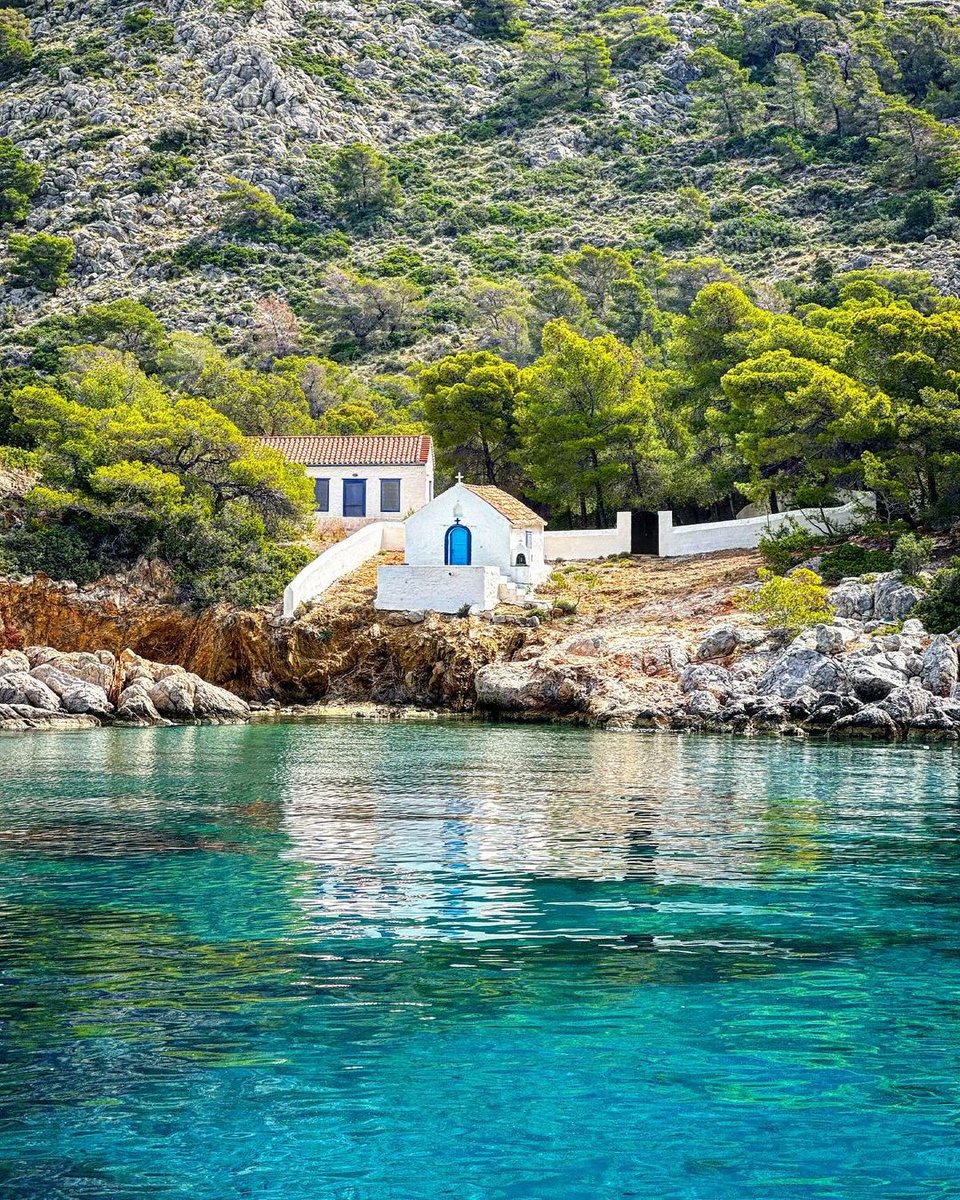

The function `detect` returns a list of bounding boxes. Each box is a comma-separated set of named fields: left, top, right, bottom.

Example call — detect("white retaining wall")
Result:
left=658, top=496, right=875, bottom=558
left=544, top=513, right=632, bottom=561
left=283, top=522, right=405, bottom=618
left=375, top=565, right=502, bottom=614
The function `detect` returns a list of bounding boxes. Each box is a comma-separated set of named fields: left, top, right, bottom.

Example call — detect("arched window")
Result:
left=515, top=552, right=527, bottom=566
left=445, top=524, right=472, bottom=566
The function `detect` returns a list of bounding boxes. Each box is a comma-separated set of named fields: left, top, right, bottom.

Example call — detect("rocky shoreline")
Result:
left=0, top=646, right=250, bottom=732
left=475, top=574, right=960, bottom=742
left=4, top=572, right=960, bottom=745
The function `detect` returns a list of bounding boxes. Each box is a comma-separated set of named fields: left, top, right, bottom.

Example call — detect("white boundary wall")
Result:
left=283, top=522, right=405, bottom=618
left=544, top=513, right=631, bottom=561
left=658, top=496, right=875, bottom=558
left=375, top=565, right=502, bottom=614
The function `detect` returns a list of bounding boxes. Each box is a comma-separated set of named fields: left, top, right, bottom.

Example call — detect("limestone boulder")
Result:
left=193, top=678, right=251, bottom=721
left=30, top=664, right=114, bottom=715
left=848, top=658, right=906, bottom=702
left=755, top=648, right=845, bottom=699
left=476, top=660, right=586, bottom=714
left=685, top=689, right=722, bottom=719
left=695, top=626, right=740, bottom=661
left=680, top=663, right=736, bottom=700
left=873, top=576, right=924, bottom=622
left=0, top=651, right=30, bottom=674
left=830, top=705, right=900, bottom=739
left=829, top=581, right=874, bottom=621
left=877, top=684, right=931, bottom=723
left=920, top=635, right=958, bottom=697
left=148, top=674, right=198, bottom=719
left=115, top=682, right=165, bottom=725
left=0, top=671, right=62, bottom=712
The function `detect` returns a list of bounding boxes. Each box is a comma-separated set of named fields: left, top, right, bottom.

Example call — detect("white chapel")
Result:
left=375, top=477, right=550, bottom=614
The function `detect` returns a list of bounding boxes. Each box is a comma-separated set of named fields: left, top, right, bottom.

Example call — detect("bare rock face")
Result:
left=30, top=663, right=114, bottom=715
left=0, top=671, right=62, bottom=711
left=0, top=641, right=251, bottom=732
left=873, top=576, right=925, bottom=622
left=756, top=648, right=845, bottom=700
left=920, top=636, right=959, bottom=698
left=830, top=581, right=875, bottom=621
left=695, top=626, right=740, bottom=661
left=848, top=657, right=906, bottom=702
left=830, top=705, right=900, bottom=739
left=115, top=682, right=166, bottom=726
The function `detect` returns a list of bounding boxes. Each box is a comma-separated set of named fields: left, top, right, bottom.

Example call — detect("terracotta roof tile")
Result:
left=258, top=434, right=433, bottom=466
left=465, top=485, right=544, bottom=526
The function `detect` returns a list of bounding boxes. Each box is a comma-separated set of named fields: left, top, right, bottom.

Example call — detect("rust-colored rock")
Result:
left=0, top=575, right=525, bottom=707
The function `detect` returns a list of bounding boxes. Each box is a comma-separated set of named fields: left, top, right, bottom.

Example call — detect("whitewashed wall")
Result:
left=375, top=565, right=502, bottom=614
left=658, top=496, right=876, bottom=557
left=544, top=513, right=632, bottom=561
left=406, top=485, right=512, bottom=568
left=283, top=522, right=405, bottom=618
left=304, top=455, right=434, bottom=522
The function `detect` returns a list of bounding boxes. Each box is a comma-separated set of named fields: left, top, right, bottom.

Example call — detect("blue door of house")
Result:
left=343, top=479, right=366, bottom=518
left=445, top=524, right=472, bottom=566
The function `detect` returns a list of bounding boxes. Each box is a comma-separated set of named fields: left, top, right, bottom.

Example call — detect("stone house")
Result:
left=260, top=434, right=435, bottom=526
left=375, top=478, right=549, bottom=614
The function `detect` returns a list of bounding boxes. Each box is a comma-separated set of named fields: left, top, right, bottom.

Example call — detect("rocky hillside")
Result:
left=4, top=0, right=960, bottom=350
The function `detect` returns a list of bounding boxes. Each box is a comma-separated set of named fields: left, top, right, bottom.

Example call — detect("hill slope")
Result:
left=3, top=0, right=960, bottom=354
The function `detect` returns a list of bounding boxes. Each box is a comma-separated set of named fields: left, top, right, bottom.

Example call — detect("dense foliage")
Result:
left=0, top=304, right=314, bottom=604
left=4, top=0, right=960, bottom=602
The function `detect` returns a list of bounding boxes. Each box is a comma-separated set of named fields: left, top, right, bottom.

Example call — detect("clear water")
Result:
left=2, top=721, right=960, bottom=1199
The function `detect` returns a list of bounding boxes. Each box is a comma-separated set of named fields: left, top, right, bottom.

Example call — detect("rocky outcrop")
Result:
left=0, top=573, right=525, bottom=709
left=0, top=645, right=250, bottom=732
left=476, top=603, right=960, bottom=743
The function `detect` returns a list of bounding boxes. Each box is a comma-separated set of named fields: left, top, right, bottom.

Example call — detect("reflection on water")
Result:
left=1, top=722, right=959, bottom=1199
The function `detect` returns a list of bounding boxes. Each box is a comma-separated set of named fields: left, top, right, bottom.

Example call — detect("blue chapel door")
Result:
left=445, top=524, right=472, bottom=565
left=343, top=479, right=366, bottom=518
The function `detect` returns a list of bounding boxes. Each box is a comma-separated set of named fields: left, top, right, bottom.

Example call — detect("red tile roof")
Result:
left=258, top=434, right=433, bottom=466
left=465, top=485, right=545, bottom=526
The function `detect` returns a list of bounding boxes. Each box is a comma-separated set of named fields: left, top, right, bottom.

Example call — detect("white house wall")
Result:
left=304, top=456, right=434, bottom=522
left=375, top=565, right=502, bottom=614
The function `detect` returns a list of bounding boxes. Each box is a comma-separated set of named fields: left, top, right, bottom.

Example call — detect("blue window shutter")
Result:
left=380, top=479, right=401, bottom=512
left=314, top=478, right=330, bottom=512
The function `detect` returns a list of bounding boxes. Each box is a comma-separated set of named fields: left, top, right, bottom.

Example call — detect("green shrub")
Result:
left=0, top=136, right=42, bottom=224
left=0, top=445, right=39, bottom=471
left=758, top=521, right=815, bottom=574
left=713, top=211, right=800, bottom=252
left=122, top=7, right=175, bottom=44
left=0, top=7, right=32, bottom=80
left=6, top=232, right=74, bottom=292
left=818, top=543, right=894, bottom=583
left=892, top=533, right=934, bottom=578
left=216, top=177, right=294, bottom=237
left=553, top=595, right=578, bottom=615
left=134, top=151, right=193, bottom=196
left=465, top=0, right=526, bottom=42
left=914, top=559, right=960, bottom=634
left=739, top=568, right=834, bottom=636
left=2, top=520, right=103, bottom=584
left=899, top=191, right=947, bottom=240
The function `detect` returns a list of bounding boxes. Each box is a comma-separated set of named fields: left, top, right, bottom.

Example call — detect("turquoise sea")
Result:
left=1, top=720, right=959, bottom=1199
